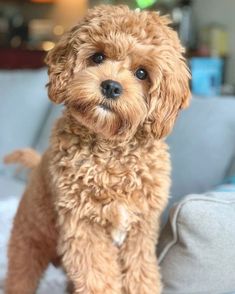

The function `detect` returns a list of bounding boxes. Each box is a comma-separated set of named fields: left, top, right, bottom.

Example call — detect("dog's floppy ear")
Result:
left=149, top=58, right=190, bottom=139
left=45, top=29, right=76, bottom=104
left=146, top=15, right=191, bottom=139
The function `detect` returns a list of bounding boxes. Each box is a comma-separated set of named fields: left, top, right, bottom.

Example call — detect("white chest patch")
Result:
left=111, top=205, right=130, bottom=247
left=111, top=229, right=127, bottom=247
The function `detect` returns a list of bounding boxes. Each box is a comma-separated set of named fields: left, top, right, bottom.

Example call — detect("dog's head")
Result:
left=46, top=5, right=190, bottom=140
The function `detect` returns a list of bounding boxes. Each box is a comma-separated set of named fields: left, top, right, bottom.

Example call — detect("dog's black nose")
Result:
left=101, top=80, right=123, bottom=99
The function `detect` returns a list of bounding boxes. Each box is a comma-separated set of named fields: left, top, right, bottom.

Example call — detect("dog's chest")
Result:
left=52, top=139, right=167, bottom=232
left=53, top=142, right=160, bottom=212
left=68, top=151, right=147, bottom=197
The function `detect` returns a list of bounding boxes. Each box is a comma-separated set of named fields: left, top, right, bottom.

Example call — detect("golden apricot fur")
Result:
left=5, top=5, right=190, bottom=294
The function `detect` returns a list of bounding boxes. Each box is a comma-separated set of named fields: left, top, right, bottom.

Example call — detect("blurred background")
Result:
left=0, top=0, right=234, bottom=96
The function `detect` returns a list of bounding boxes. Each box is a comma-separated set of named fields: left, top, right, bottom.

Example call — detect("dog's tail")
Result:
left=4, top=148, right=41, bottom=169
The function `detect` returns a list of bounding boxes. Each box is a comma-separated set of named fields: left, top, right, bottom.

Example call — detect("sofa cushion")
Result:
left=227, top=155, right=235, bottom=179
left=158, top=192, right=235, bottom=294
left=167, top=97, right=235, bottom=204
left=0, top=175, right=25, bottom=199
left=35, top=105, right=64, bottom=153
left=0, top=69, right=49, bottom=177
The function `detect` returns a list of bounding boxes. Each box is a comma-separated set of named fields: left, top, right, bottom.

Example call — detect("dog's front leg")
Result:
left=119, top=220, right=162, bottom=294
left=58, top=218, right=122, bottom=294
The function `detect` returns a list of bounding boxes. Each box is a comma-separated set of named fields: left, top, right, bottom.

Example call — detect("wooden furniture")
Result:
left=0, top=48, right=46, bottom=69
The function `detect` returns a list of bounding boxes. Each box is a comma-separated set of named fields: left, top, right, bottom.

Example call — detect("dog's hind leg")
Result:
left=5, top=190, right=57, bottom=294
left=58, top=219, right=122, bottom=294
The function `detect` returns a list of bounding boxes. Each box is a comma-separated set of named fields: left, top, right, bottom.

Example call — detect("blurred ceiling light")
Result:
left=53, top=25, right=64, bottom=36
left=53, top=0, right=88, bottom=30
left=42, top=41, right=55, bottom=51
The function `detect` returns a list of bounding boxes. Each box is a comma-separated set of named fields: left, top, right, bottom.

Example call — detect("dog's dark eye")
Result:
left=92, top=52, right=106, bottom=64
left=135, top=68, right=148, bottom=80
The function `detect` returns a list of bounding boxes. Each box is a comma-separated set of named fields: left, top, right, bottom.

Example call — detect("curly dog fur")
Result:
left=5, top=5, right=190, bottom=294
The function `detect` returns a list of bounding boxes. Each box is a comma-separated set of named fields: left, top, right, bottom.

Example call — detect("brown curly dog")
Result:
left=5, top=5, right=190, bottom=294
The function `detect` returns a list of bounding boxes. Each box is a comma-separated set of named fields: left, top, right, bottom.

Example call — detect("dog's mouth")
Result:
left=72, top=101, right=113, bottom=114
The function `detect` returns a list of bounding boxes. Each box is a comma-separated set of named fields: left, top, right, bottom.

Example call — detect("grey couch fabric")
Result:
left=0, top=175, right=25, bottom=199
left=158, top=193, right=235, bottom=294
left=167, top=97, right=235, bottom=201
left=0, top=69, right=50, bottom=180
left=227, top=155, right=235, bottom=178
left=35, top=105, right=64, bottom=153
